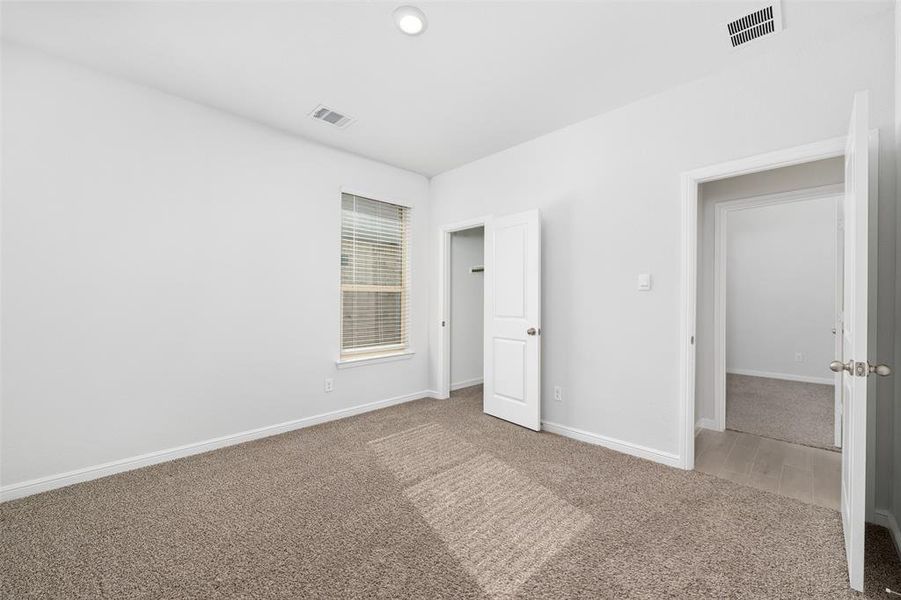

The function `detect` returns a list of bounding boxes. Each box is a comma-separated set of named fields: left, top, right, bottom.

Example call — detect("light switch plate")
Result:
left=638, top=273, right=652, bottom=291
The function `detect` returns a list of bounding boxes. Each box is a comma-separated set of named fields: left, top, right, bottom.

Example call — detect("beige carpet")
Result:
left=2, top=385, right=899, bottom=599
left=727, top=374, right=836, bottom=450
left=370, top=423, right=591, bottom=598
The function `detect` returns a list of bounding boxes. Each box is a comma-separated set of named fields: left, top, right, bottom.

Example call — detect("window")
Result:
left=340, top=193, right=410, bottom=359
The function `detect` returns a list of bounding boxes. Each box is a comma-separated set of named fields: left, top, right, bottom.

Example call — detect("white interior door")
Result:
left=837, top=90, right=869, bottom=592
left=833, top=194, right=843, bottom=449
left=483, top=209, right=541, bottom=430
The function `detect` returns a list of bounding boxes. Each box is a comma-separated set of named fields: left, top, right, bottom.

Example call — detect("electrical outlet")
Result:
left=324, top=378, right=334, bottom=393
left=554, top=386, right=563, bottom=403
left=794, top=352, right=805, bottom=363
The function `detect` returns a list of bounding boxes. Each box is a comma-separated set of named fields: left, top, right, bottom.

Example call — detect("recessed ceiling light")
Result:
left=393, top=6, right=427, bottom=36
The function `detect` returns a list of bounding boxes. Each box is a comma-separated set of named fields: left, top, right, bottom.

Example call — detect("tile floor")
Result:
left=695, top=428, right=841, bottom=510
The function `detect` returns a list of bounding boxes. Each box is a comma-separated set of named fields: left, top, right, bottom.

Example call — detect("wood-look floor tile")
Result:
left=780, top=465, right=814, bottom=503
left=722, top=440, right=757, bottom=475
left=811, top=448, right=841, bottom=476
left=812, top=467, right=841, bottom=511
left=695, top=429, right=734, bottom=456
left=696, top=446, right=730, bottom=475
left=751, top=442, right=787, bottom=478
left=731, top=431, right=762, bottom=453
left=695, top=429, right=841, bottom=510
left=781, top=442, right=812, bottom=470
left=698, top=429, right=842, bottom=511
left=747, top=472, right=780, bottom=494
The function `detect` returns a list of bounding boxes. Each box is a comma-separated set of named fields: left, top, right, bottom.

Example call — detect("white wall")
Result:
left=725, top=197, right=836, bottom=383
left=450, top=227, right=484, bottom=389
left=0, top=43, right=431, bottom=488
left=428, top=11, right=896, bottom=510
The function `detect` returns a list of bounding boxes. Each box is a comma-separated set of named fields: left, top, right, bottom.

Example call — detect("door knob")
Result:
left=830, top=360, right=892, bottom=376
left=830, top=360, right=852, bottom=373
left=869, top=363, right=892, bottom=376
left=526, top=327, right=537, bottom=336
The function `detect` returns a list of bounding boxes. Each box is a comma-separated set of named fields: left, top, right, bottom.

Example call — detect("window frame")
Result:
left=337, top=190, right=413, bottom=364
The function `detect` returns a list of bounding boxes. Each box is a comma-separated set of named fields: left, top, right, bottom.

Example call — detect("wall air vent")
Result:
left=726, top=3, right=783, bottom=49
left=310, top=105, right=353, bottom=129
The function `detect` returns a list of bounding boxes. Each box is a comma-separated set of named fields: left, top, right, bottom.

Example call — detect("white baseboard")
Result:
left=727, top=368, right=833, bottom=386
left=0, top=390, right=431, bottom=503
left=695, top=418, right=719, bottom=434
left=541, top=421, right=682, bottom=469
left=451, top=377, right=483, bottom=391
left=873, top=508, right=901, bottom=561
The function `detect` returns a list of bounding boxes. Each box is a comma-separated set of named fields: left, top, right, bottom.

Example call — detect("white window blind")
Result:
left=340, top=193, right=410, bottom=358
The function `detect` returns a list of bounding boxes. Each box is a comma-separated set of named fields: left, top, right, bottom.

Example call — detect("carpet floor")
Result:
left=2, top=385, right=899, bottom=599
left=727, top=374, right=836, bottom=450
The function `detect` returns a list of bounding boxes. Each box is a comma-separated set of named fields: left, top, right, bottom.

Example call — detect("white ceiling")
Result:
left=1, top=1, right=890, bottom=176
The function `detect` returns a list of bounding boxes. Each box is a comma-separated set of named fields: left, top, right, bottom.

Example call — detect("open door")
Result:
left=483, top=209, right=541, bottom=430
left=833, top=193, right=843, bottom=449
left=834, top=89, right=871, bottom=592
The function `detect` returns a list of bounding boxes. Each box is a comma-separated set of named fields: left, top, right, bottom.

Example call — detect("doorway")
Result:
left=712, top=185, right=843, bottom=454
left=680, top=91, right=882, bottom=592
left=449, top=226, right=485, bottom=397
left=694, top=164, right=844, bottom=511
left=437, top=210, right=543, bottom=430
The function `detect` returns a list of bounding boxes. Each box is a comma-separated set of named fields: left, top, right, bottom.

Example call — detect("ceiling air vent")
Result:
left=726, top=3, right=783, bottom=49
left=310, top=104, right=353, bottom=129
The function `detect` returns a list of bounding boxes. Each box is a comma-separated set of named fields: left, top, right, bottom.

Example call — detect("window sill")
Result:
left=335, top=350, right=415, bottom=369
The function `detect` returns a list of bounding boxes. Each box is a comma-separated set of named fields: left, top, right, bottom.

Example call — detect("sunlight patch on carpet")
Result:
left=369, top=425, right=590, bottom=598
left=367, top=422, right=480, bottom=483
